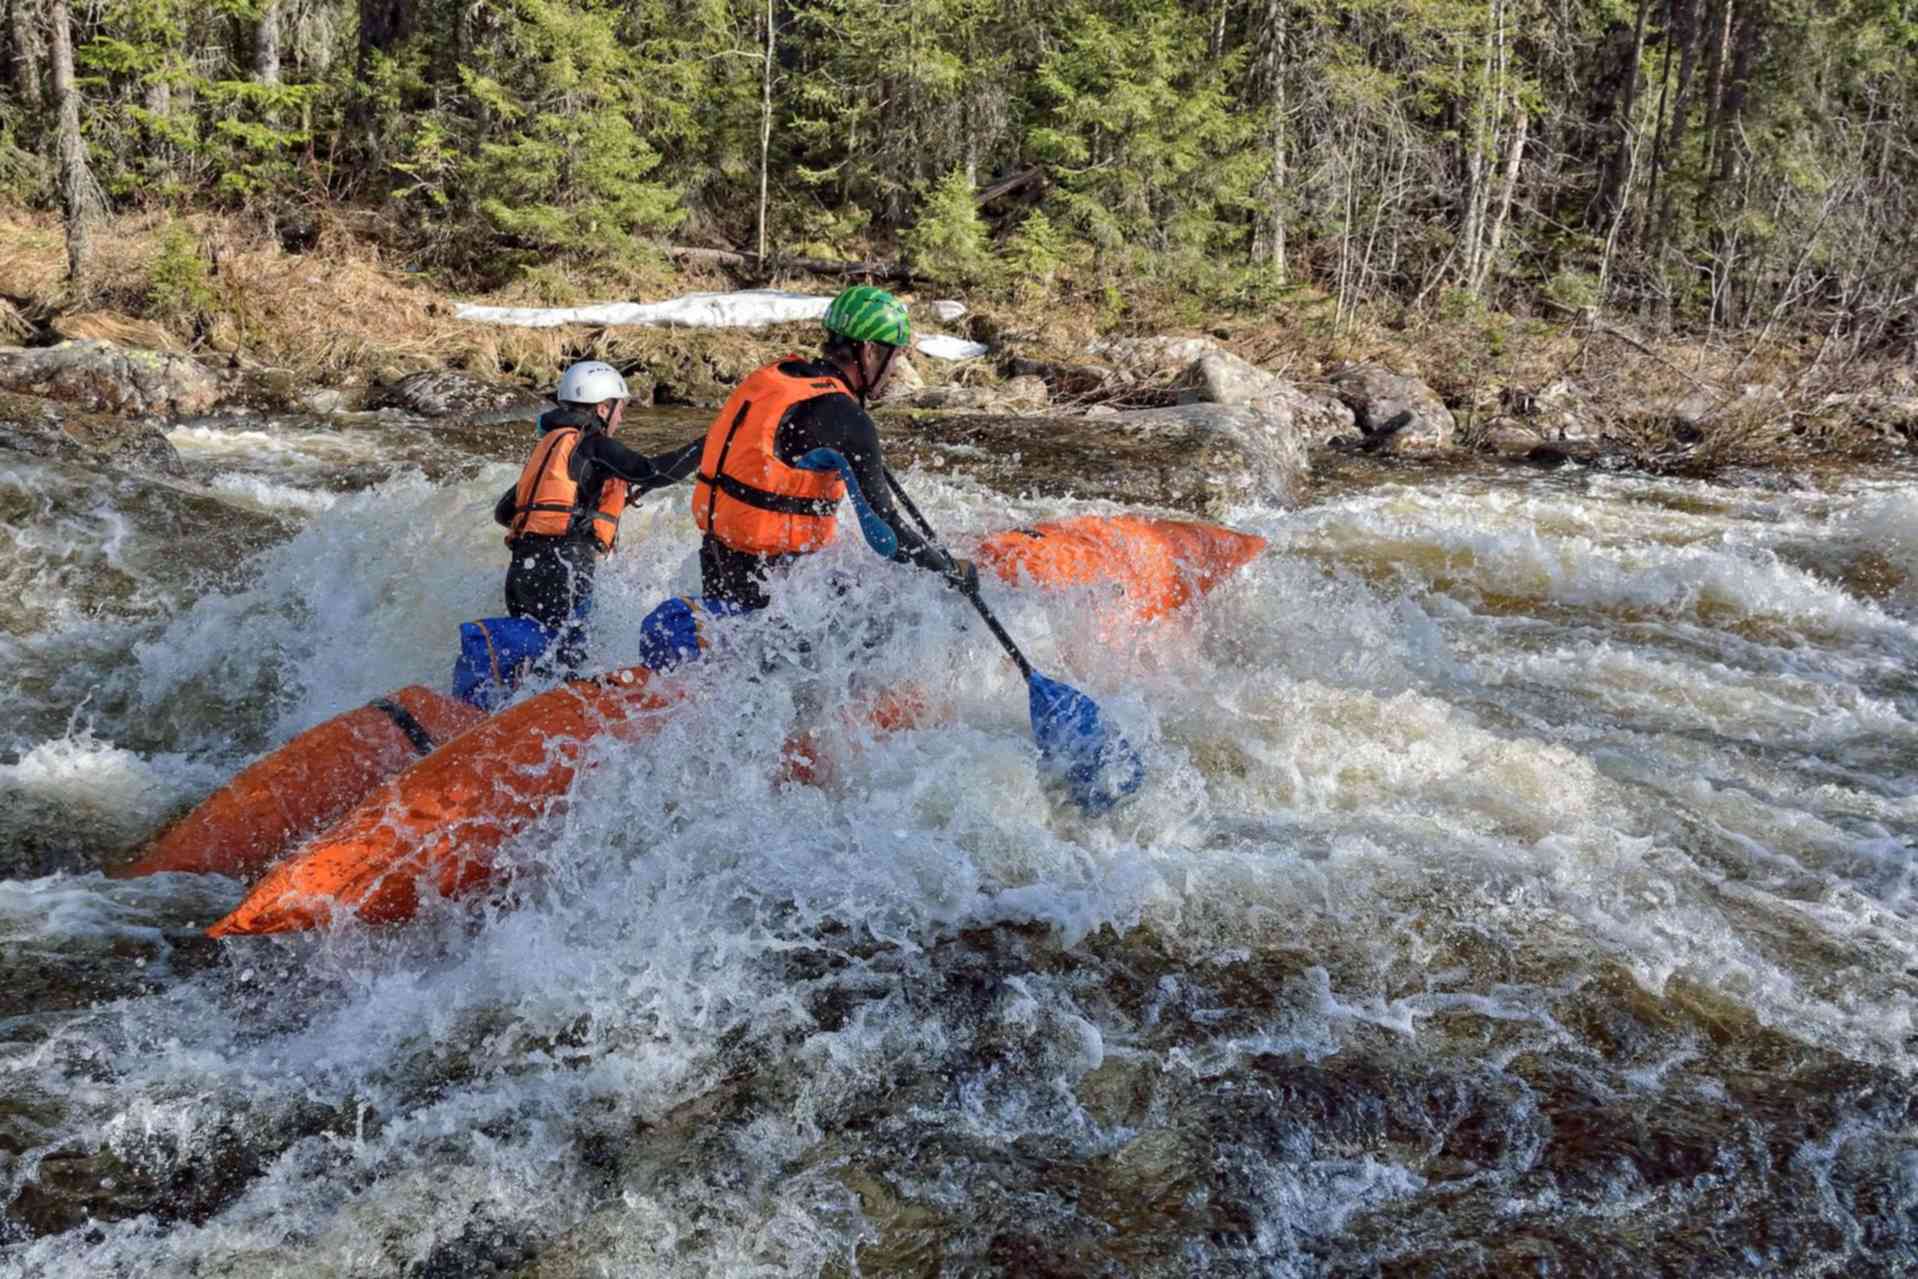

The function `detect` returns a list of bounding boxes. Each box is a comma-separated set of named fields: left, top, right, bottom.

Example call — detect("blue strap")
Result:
left=794, top=447, right=898, bottom=559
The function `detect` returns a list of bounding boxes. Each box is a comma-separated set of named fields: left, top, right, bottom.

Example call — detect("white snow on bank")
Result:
left=915, top=334, right=987, bottom=360
left=452, top=289, right=988, bottom=360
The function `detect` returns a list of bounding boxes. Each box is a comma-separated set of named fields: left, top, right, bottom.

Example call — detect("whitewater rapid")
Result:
left=2, top=417, right=1915, bottom=1275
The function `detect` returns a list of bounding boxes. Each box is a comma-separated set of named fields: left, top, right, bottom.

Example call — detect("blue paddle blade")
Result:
left=1027, top=671, right=1145, bottom=814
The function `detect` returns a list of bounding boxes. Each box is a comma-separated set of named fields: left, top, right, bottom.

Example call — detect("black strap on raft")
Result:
left=370, top=697, right=438, bottom=755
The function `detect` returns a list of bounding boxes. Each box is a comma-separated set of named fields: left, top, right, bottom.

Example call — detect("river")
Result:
left=2, top=406, right=1915, bottom=1275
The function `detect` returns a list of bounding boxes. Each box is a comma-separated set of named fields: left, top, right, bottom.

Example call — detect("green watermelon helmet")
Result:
left=824, top=285, right=910, bottom=348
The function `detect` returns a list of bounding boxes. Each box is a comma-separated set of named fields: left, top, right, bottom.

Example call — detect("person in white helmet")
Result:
left=494, top=360, right=702, bottom=669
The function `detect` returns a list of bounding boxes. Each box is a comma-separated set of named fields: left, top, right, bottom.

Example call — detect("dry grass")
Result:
left=51, top=309, right=183, bottom=351
left=0, top=297, right=28, bottom=342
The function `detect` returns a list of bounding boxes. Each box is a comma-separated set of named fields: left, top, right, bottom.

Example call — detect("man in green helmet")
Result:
left=690, top=284, right=976, bottom=610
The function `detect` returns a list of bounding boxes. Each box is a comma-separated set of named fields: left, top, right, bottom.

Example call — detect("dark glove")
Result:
left=941, top=555, right=979, bottom=594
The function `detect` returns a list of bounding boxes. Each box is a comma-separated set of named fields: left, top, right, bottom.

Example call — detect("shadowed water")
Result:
left=2, top=412, right=1915, bottom=1275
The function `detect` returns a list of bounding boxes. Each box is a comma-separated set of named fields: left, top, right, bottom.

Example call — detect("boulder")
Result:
left=1329, top=362, right=1455, bottom=451
left=1172, top=351, right=1354, bottom=448
left=1174, top=350, right=1285, bottom=406
left=0, top=340, right=225, bottom=417
left=1004, top=356, right=1129, bottom=403
left=0, top=388, right=187, bottom=478
left=926, top=300, right=969, bottom=323
left=873, top=352, right=925, bottom=405
left=366, top=368, right=550, bottom=421
left=1528, top=378, right=1603, bottom=443
left=907, top=374, right=1049, bottom=414
left=1085, top=335, right=1222, bottom=378
left=298, top=387, right=355, bottom=416
left=886, top=398, right=1309, bottom=516
left=1477, top=418, right=1548, bottom=457
left=998, top=374, right=1050, bottom=411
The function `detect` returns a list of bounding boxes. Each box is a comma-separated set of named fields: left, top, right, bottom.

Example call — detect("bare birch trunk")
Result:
left=257, top=0, right=284, bottom=85
left=7, top=0, right=43, bottom=107
left=757, top=0, right=774, bottom=262
left=1474, top=108, right=1527, bottom=295
left=1251, top=0, right=1286, bottom=276
left=49, top=0, right=95, bottom=281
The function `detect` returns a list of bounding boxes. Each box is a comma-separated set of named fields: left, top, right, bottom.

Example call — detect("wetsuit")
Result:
left=700, top=358, right=952, bottom=610
left=496, top=406, right=702, bottom=667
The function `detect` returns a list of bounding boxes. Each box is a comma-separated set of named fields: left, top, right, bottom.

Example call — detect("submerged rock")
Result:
left=886, top=398, right=1309, bottom=514
left=0, top=339, right=226, bottom=417
left=366, top=368, right=551, bottom=421
left=905, top=374, right=1049, bottom=415
left=0, top=389, right=185, bottom=478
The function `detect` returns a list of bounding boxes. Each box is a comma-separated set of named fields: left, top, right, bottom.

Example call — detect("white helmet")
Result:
left=555, top=360, right=629, bottom=406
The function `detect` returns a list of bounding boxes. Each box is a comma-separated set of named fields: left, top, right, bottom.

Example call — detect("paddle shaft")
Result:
left=883, top=468, right=1035, bottom=682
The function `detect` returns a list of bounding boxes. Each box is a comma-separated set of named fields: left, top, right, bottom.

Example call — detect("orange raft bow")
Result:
left=692, top=361, right=850, bottom=556
left=112, top=687, right=483, bottom=881
left=206, top=667, right=679, bottom=935
left=973, top=514, right=1267, bottom=622
left=507, top=427, right=629, bottom=552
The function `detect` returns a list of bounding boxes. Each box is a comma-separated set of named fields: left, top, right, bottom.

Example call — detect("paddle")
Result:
left=882, top=468, right=1145, bottom=814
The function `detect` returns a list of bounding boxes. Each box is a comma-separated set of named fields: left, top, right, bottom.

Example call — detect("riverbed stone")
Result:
left=1330, top=362, right=1456, bottom=451
left=0, top=339, right=225, bottom=417
left=885, top=398, right=1308, bottom=514
left=1086, top=334, right=1222, bottom=377
left=0, top=388, right=186, bottom=477
left=1004, top=356, right=1129, bottom=404
left=1173, top=350, right=1286, bottom=406
left=1530, top=377, right=1602, bottom=443
left=366, top=367, right=550, bottom=420
left=872, top=351, right=925, bottom=405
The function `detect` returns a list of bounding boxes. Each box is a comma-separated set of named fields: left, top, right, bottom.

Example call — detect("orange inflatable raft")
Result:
left=187, top=513, right=1264, bottom=934
left=207, top=676, right=942, bottom=936
left=972, top=514, right=1267, bottom=622
left=112, top=687, right=483, bottom=881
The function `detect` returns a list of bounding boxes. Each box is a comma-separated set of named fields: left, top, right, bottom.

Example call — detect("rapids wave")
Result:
left=2, top=418, right=1916, bottom=1275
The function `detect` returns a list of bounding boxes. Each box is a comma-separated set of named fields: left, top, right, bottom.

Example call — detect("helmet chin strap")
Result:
left=856, top=342, right=896, bottom=407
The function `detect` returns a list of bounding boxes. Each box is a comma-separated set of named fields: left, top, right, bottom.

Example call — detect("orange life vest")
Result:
left=505, top=426, right=629, bottom=553
left=692, top=361, right=850, bottom=556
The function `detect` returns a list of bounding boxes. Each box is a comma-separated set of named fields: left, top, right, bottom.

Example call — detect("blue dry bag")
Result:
left=635, top=596, right=749, bottom=672
left=451, top=616, right=556, bottom=709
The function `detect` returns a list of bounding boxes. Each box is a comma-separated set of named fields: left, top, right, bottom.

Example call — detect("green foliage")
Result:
left=1545, top=269, right=1601, bottom=312
left=14, top=0, right=1918, bottom=335
left=146, top=221, right=215, bottom=323
left=902, top=168, right=994, bottom=285
left=1003, top=210, right=1072, bottom=294
left=1026, top=0, right=1256, bottom=280
left=458, top=0, right=685, bottom=264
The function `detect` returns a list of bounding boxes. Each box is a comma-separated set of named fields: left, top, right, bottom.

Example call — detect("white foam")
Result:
left=204, top=471, right=341, bottom=514
left=9, top=444, right=1918, bottom=1272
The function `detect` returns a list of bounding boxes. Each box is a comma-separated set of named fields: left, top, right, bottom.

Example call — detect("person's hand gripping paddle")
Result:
left=884, top=469, right=1145, bottom=814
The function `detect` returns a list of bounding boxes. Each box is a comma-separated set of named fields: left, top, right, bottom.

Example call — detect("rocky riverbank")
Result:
left=4, top=208, right=1914, bottom=501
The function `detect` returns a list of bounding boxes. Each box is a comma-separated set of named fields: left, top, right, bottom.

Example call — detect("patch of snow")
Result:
left=916, top=335, right=987, bottom=360
left=453, top=290, right=988, bottom=360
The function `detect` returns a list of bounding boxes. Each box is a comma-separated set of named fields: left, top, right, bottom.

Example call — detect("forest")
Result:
left=4, top=0, right=1916, bottom=353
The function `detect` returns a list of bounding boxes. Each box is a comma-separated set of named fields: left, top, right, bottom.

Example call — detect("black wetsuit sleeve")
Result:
left=575, top=433, right=705, bottom=495
left=494, top=484, right=517, bottom=527
left=776, top=394, right=951, bottom=573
